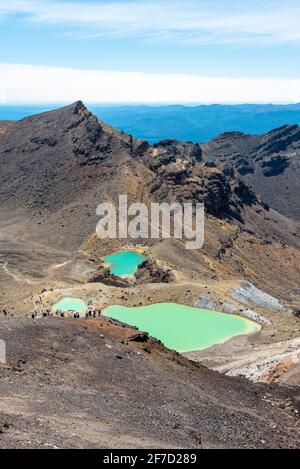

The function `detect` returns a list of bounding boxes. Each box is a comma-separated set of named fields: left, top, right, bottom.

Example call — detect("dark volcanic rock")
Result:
left=87, top=267, right=129, bottom=287
left=201, top=124, right=300, bottom=219
left=129, top=332, right=149, bottom=342
left=261, top=155, right=289, bottom=177
left=135, top=259, right=175, bottom=284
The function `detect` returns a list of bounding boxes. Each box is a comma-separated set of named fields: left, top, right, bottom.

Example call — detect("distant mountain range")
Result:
left=1, top=103, right=300, bottom=143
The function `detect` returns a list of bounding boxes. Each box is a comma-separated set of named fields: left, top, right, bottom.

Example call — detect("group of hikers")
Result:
left=30, top=309, right=59, bottom=319
left=85, top=309, right=102, bottom=318
left=2, top=293, right=103, bottom=320
left=29, top=307, right=102, bottom=319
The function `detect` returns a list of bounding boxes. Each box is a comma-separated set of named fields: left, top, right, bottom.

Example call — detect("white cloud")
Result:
left=0, top=0, right=300, bottom=45
left=1, top=62, right=300, bottom=104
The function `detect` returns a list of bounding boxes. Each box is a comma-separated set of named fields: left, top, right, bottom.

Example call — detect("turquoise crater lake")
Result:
left=103, top=303, right=260, bottom=352
left=102, top=250, right=145, bottom=276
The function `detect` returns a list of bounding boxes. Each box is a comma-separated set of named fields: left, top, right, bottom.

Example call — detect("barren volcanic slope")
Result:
left=0, top=102, right=299, bottom=448
left=0, top=318, right=299, bottom=449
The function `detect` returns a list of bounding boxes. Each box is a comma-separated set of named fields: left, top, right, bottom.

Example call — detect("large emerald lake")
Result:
left=103, top=303, right=260, bottom=352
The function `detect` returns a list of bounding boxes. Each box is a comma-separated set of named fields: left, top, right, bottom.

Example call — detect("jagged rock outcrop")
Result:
left=135, top=259, right=175, bottom=284
left=143, top=138, right=259, bottom=220
left=201, top=124, right=300, bottom=219
left=87, top=267, right=130, bottom=287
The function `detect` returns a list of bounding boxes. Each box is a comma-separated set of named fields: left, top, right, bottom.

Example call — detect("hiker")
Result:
left=85, top=312, right=89, bottom=319
left=93, top=310, right=96, bottom=318
left=31, top=313, right=35, bottom=319
left=35, top=296, right=41, bottom=305
left=98, top=309, right=101, bottom=317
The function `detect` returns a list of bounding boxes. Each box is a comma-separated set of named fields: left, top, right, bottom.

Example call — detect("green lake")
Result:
left=51, top=297, right=87, bottom=315
left=103, top=302, right=260, bottom=352
left=102, top=250, right=145, bottom=276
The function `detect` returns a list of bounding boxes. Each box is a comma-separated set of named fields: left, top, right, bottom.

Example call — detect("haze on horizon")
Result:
left=0, top=0, right=300, bottom=104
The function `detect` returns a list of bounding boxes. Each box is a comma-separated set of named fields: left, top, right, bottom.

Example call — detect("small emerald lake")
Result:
left=103, top=303, right=260, bottom=352
left=102, top=250, right=145, bottom=276
left=51, top=297, right=87, bottom=315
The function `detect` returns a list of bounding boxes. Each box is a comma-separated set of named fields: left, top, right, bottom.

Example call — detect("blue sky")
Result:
left=0, top=0, right=300, bottom=103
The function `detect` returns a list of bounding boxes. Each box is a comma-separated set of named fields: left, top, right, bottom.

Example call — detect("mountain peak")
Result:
left=69, top=100, right=87, bottom=113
